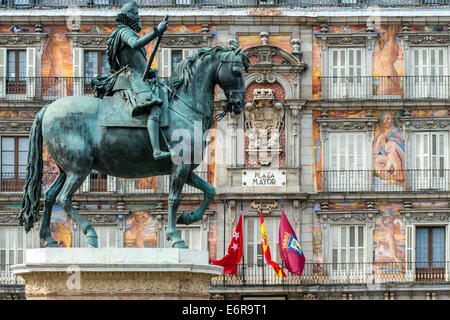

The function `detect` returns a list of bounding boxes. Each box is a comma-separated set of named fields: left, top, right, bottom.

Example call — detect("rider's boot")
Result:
left=147, top=116, right=171, bottom=160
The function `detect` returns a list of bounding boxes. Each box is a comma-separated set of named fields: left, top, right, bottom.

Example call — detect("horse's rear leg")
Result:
left=40, top=169, right=67, bottom=247
left=166, top=164, right=190, bottom=248
left=177, top=170, right=215, bottom=225
left=56, top=173, right=98, bottom=248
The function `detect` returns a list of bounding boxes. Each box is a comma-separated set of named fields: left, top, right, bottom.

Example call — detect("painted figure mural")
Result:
left=373, top=112, right=405, bottom=188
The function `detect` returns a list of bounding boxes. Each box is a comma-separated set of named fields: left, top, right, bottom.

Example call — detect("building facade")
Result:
left=1, top=0, right=450, bottom=300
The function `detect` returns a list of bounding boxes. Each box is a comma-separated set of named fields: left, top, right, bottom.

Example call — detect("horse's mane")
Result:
left=167, top=45, right=249, bottom=96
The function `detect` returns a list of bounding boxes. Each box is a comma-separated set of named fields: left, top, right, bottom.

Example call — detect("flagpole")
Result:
left=260, top=196, right=265, bottom=287
left=241, top=199, right=245, bottom=285
left=223, top=197, right=226, bottom=257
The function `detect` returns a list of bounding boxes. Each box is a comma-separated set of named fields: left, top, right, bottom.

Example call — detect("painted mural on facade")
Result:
left=49, top=206, right=72, bottom=248
left=124, top=210, right=158, bottom=248
left=373, top=203, right=405, bottom=273
left=372, top=111, right=406, bottom=191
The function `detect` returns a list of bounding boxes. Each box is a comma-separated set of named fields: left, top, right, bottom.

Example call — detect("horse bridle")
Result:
left=215, top=49, right=246, bottom=121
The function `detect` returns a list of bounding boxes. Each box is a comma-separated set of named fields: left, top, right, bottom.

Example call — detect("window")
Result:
left=6, top=50, right=26, bottom=94
left=89, top=170, right=108, bottom=192
left=330, top=225, right=365, bottom=273
left=163, top=226, right=201, bottom=250
left=411, top=132, right=448, bottom=190
left=159, top=48, right=196, bottom=78
left=1, top=137, right=28, bottom=191
left=327, top=48, right=365, bottom=99
left=83, top=50, right=108, bottom=94
left=79, top=225, right=117, bottom=248
left=245, top=216, right=281, bottom=266
left=416, top=227, right=445, bottom=280
left=409, top=47, right=448, bottom=99
left=327, top=132, right=367, bottom=191
left=0, top=225, right=40, bottom=271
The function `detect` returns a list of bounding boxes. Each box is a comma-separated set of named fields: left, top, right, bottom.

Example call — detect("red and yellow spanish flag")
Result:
left=260, top=209, right=286, bottom=278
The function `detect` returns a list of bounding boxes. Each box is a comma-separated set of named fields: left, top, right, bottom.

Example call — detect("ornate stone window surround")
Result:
left=316, top=209, right=379, bottom=264
left=157, top=32, right=214, bottom=78
left=400, top=208, right=450, bottom=274
left=316, top=116, right=378, bottom=171
left=0, top=32, right=48, bottom=99
left=397, top=31, right=450, bottom=76
left=399, top=115, right=450, bottom=173
left=315, top=31, right=378, bottom=79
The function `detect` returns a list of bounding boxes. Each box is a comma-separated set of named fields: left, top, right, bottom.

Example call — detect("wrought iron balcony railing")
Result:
left=210, top=261, right=450, bottom=287
left=319, top=76, right=450, bottom=101
left=1, top=0, right=449, bottom=8
left=0, top=265, right=25, bottom=287
left=317, top=169, right=450, bottom=193
left=0, top=171, right=209, bottom=194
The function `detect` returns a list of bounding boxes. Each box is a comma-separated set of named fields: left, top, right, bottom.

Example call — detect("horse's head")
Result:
left=216, top=45, right=249, bottom=116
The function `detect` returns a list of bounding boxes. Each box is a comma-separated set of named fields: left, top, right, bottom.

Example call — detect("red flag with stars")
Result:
left=210, top=213, right=243, bottom=275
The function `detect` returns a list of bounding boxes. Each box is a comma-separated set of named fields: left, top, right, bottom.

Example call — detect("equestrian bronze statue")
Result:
left=18, top=1, right=248, bottom=249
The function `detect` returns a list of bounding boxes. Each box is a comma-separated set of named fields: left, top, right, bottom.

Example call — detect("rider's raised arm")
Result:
left=121, top=27, right=159, bottom=50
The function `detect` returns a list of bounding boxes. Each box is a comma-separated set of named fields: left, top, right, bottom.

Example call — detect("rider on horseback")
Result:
left=106, top=1, right=171, bottom=160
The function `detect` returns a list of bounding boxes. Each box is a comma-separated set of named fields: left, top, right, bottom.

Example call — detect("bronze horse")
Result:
left=19, top=45, right=248, bottom=248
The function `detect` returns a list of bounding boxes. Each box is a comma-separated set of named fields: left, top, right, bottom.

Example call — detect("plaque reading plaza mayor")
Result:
left=242, top=170, right=286, bottom=187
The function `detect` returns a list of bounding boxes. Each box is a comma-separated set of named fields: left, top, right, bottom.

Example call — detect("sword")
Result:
left=142, top=14, right=169, bottom=82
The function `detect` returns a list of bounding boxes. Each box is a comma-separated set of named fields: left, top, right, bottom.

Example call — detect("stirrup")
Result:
left=153, top=150, right=171, bottom=160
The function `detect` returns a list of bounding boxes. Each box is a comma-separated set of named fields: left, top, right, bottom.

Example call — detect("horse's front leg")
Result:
left=166, top=164, right=191, bottom=248
left=177, top=170, right=215, bottom=225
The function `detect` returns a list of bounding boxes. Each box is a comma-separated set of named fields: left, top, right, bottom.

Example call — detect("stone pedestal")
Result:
left=11, top=248, right=222, bottom=300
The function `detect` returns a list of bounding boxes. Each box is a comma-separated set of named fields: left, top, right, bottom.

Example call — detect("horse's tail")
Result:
left=18, top=104, right=49, bottom=232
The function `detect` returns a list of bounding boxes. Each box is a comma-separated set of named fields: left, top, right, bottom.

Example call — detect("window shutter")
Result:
left=80, top=174, right=90, bottom=193
left=73, top=47, right=84, bottom=95
left=405, top=224, right=415, bottom=279
left=26, top=47, right=36, bottom=99
left=0, top=48, right=6, bottom=99
left=106, top=175, right=116, bottom=192
left=446, top=225, right=450, bottom=281
left=160, top=48, right=170, bottom=78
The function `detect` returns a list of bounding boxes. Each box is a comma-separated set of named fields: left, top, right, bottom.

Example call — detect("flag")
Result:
left=210, top=213, right=243, bottom=275
left=260, top=209, right=286, bottom=278
left=279, top=210, right=306, bottom=275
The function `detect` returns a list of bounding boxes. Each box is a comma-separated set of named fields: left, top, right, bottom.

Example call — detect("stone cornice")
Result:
left=399, top=116, right=450, bottom=131
left=159, top=33, right=213, bottom=48
left=315, top=32, right=378, bottom=51
left=0, top=119, right=34, bottom=134
left=66, top=32, right=109, bottom=49
left=316, top=209, right=379, bottom=223
left=0, top=32, right=47, bottom=48
left=398, top=31, right=450, bottom=48
left=400, top=208, right=450, bottom=223
left=316, top=117, right=378, bottom=131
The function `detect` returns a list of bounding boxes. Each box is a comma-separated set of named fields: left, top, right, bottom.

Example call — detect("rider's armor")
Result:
left=106, top=1, right=170, bottom=160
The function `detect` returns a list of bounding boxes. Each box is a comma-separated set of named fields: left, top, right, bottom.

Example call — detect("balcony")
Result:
left=0, top=265, right=25, bottom=300
left=319, top=76, right=450, bottom=101
left=0, top=171, right=209, bottom=194
left=210, top=261, right=450, bottom=287
left=0, top=0, right=449, bottom=9
left=317, top=169, right=450, bottom=193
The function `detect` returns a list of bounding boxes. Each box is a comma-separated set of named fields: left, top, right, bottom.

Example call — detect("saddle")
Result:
left=99, top=87, right=170, bottom=129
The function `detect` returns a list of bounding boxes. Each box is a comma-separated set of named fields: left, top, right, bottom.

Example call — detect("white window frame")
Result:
left=407, top=46, right=449, bottom=99
left=325, top=131, right=369, bottom=192
left=158, top=48, right=197, bottom=78
left=329, top=224, right=366, bottom=276
left=162, top=224, right=203, bottom=250
left=409, top=131, right=449, bottom=191
left=327, top=47, right=366, bottom=99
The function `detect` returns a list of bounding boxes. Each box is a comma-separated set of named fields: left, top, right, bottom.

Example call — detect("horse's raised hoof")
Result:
left=86, top=236, right=98, bottom=248
left=177, top=211, right=195, bottom=225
